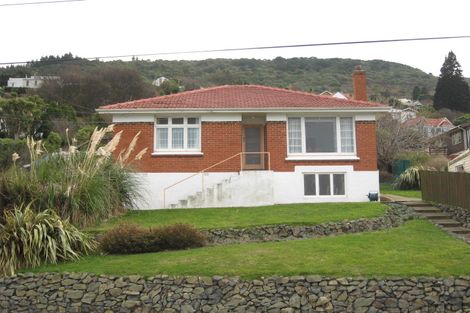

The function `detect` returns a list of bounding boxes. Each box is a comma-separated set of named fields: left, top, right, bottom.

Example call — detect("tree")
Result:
left=157, top=79, right=180, bottom=95
left=412, top=86, right=421, bottom=101
left=453, top=113, right=470, bottom=125
left=0, top=95, right=74, bottom=139
left=376, top=114, right=427, bottom=172
left=38, top=65, right=155, bottom=113
left=433, top=51, right=470, bottom=112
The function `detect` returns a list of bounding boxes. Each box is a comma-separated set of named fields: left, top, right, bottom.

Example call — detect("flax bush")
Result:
left=0, top=126, right=147, bottom=227
left=0, top=203, right=96, bottom=276
left=393, top=166, right=422, bottom=190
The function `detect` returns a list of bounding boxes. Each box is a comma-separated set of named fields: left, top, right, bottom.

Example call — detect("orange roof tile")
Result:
left=98, top=85, right=387, bottom=111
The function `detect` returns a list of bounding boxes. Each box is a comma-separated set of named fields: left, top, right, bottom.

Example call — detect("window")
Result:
left=452, top=132, right=462, bottom=145
left=155, top=117, right=200, bottom=152
left=288, top=117, right=355, bottom=154
left=303, top=173, right=346, bottom=196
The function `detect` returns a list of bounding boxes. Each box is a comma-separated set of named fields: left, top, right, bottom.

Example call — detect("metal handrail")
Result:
left=163, top=152, right=271, bottom=208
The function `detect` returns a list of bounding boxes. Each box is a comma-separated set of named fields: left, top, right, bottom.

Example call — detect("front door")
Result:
left=242, top=125, right=264, bottom=170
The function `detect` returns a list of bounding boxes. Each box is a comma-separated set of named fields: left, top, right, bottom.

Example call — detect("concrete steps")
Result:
left=415, top=212, right=452, bottom=220
left=403, top=200, right=470, bottom=244
left=446, top=227, right=470, bottom=235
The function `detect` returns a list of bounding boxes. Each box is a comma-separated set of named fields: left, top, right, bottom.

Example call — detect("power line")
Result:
left=1, top=35, right=469, bottom=66
left=0, top=0, right=85, bottom=7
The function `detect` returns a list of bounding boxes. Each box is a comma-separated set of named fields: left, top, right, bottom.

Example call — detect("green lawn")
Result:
left=30, top=220, right=470, bottom=278
left=381, top=183, right=422, bottom=199
left=87, top=202, right=387, bottom=232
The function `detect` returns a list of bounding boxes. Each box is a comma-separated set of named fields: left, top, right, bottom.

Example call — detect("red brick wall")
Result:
left=265, top=121, right=377, bottom=171
left=114, top=122, right=242, bottom=172
left=113, top=120, right=377, bottom=173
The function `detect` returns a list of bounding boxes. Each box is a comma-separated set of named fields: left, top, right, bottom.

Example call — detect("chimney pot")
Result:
left=352, top=65, right=367, bottom=101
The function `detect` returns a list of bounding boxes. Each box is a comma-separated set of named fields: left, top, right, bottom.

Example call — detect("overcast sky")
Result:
left=1, top=0, right=469, bottom=76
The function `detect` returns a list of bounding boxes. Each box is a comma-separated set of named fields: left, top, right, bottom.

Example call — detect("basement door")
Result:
left=242, top=125, right=265, bottom=170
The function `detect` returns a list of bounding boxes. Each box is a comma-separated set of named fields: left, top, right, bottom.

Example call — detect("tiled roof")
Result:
left=404, top=117, right=454, bottom=128
left=98, top=85, right=387, bottom=111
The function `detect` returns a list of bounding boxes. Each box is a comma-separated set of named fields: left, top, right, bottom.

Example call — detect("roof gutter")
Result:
left=96, top=106, right=391, bottom=115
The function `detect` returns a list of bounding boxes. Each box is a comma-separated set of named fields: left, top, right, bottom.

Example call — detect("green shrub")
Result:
left=100, top=223, right=206, bottom=255
left=0, top=126, right=145, bottom=227
left=155, top=223, right=206, bottom=251
left=0, top=138, right=28, bottom=169
left=44, top=131, right=63, bottom=151
left=0, top=203, right=96, bottom=276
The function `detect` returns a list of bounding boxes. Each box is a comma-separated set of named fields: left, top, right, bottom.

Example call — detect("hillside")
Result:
left=133, top=57, right=438, bottom=98
left=0, top=55, right=441, bottom=107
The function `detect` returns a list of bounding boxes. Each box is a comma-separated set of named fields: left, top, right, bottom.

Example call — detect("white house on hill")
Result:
left=7, top=76, right=58, bottom=89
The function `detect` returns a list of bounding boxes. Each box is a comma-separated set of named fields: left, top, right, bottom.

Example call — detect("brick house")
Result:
left=97, top=66, right=389, bottom=209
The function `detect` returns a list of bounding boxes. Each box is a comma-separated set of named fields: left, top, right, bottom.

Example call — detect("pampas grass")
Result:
left=0, top=126, right=144, bottom=227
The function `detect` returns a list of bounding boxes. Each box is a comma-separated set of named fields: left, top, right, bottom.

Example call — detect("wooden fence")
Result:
left=420, top=171, right=470, bottom=209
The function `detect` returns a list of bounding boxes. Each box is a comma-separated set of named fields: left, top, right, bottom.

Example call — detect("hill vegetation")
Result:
left=0, top=55, right=441, bottom=111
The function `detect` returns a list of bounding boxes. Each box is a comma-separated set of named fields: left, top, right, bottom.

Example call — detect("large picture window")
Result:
left=287, top=117, right=355, bottom=154
left=155, top=117, right=201, bottom=152
left=304, top=173, right=345, bottom=196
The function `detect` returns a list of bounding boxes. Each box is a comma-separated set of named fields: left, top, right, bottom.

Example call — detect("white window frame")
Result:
left=153, top=116, right=202, bottom=155
left=303, top=172, right=347, bottom=197
left=286, top=116, right=357, bottom=160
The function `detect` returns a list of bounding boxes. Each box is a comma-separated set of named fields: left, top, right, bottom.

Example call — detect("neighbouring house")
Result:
left=390, top=107, right=417, bottom=123
left=398, top=98, right=423, bottom=107
left=97, top=66, right=389, bottom=209
left=320, top=91, right=349, bottom=99
left=403, top=116, right=454, bottom=138
left=448, top=150, right=470, bottom=172
left=152, top=76, right=169, bottom=87
left=444, top=123, right=470, bottom=157
left=7, top=76, right=58, bottom=89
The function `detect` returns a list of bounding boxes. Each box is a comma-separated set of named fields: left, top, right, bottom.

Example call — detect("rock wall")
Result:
left=203, top=204, right=415, bottom=245
left=1, top=273, right=469, bottom=312
left=436, top=203, right=470, bottom=228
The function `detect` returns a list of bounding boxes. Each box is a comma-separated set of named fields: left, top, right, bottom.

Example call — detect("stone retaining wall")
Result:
left=1, top=273, right=469, bottom=312
left=203, top=204, right=415, bottom=245
left=436, top=203, right=470, bottom=228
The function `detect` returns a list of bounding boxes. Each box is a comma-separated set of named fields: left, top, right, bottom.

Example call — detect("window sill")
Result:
left=286, top=155, right=359, bottom=161
left=151, top=151, right=204, bottom=156
left=304, top=195, right=347, bottom=198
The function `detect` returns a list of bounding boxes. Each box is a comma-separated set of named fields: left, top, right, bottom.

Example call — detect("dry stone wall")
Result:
left=203, top=204, right=415, bottom=245
left=436, top=203, right=470, bottom=228
left=1, top=273, right=469, bottom=312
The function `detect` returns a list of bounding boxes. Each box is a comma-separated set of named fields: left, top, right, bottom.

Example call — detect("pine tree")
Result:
left=433, top=51, right=470, bottom=112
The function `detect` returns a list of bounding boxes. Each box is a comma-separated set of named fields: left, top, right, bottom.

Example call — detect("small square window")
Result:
left=157, top=118, right=168, bottom=125
left=172, top=118, right=184, bottom=124
left=188, top=117, right=199, bottom=124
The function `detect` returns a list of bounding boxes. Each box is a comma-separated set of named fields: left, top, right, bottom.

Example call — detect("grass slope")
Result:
left=31, top=220, right=470, bottom=278
left=381, top=183, right=422, bottom=199
left=88, top=202, right=387, bottom=232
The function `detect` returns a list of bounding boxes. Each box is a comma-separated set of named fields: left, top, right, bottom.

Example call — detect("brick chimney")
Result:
left=352, top=65, right=367, bottom=101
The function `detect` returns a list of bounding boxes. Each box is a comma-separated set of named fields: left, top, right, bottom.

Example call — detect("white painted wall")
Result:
left=272, top=166, right=379, bottom=204
left=134, top=172, right=238, bottom=209
left=133, top=166, right=380, bottom=209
